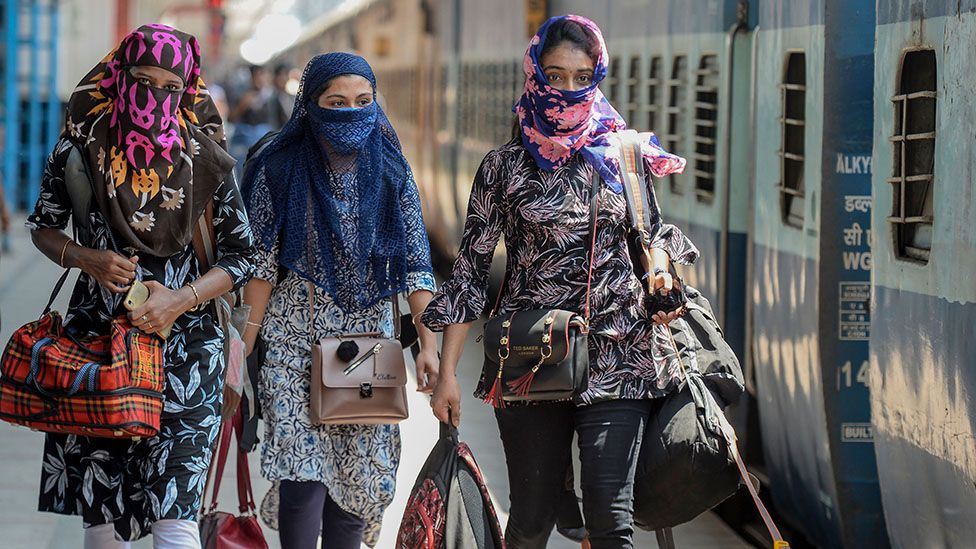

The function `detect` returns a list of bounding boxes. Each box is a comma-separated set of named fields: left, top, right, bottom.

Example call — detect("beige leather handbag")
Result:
left=307, top=282, right=409, bottom=425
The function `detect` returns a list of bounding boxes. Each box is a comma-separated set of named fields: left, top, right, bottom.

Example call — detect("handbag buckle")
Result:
left=359, top=382, right=373, bottom=399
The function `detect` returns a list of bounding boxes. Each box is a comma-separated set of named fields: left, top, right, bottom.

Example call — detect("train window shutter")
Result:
left=607, top=56, right=621, bottom=104
left=626, top=55, right=641, bottom=123
left=693, top=54, right=720, bottom=203
left=889, top=49, right=936, bottom=263
left=779, top=51, right=807, bottom=228
left=646, top=56, right=662, bottom=132
left=665, top=55, right=687, bottom=195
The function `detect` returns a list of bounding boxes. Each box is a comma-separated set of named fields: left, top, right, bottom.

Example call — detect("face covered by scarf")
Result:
left=242, top=52, right=429, bottom=313
left=65, top=24, right=234, bottom=256
left=514, top=14, right=686, bottom=192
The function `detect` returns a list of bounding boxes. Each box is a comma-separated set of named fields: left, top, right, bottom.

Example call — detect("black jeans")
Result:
left=277, top=480, right=365, bottom=549
left=494, top=399, right=654, bottom=549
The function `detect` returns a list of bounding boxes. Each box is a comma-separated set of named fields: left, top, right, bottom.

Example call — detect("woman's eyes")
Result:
left=576, top=75, right=591, bottom=84
left=546, top=73, right=562, bottom=82
left=357, top=98, right=372, bottom=106
left=331, top=100, right=347, bottom=108
left=135, top=76, right=181, bottom=92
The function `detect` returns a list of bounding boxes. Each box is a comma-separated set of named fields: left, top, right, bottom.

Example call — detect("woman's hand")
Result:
left=414, top=347, right=439, bottom=394
left=646, top=248, right=684, bottom=326
left=77, top=248, right=139, bottom=293
left=128, top=280, right=192, bottom=335
left=431, top=372, right=461, bottom=427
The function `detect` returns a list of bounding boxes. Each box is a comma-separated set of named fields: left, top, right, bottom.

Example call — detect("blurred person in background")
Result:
left=271, top=63, right=296, bottom=128
left=229, top=64, right=277, bottom=176
left=0, top=127, right=10, bottom=254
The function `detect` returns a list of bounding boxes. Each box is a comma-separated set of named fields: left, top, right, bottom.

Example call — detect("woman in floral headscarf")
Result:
left=423, top=15, right=696, bottom=548
left=27, top=25, right=255, bottom=548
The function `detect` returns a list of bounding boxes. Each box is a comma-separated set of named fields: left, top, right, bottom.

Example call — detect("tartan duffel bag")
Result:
left=0, top=274, right=165, bottom=439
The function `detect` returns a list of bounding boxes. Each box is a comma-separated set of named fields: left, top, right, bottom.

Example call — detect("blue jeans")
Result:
left=277, top=480, right=365, bottom=549
left=495, top=399, right=655, bottom=549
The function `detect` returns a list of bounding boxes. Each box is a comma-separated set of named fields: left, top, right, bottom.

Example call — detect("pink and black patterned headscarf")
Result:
left=514, top=15, right=685, bottom=192
left=65, top=24, right=234, bottom=256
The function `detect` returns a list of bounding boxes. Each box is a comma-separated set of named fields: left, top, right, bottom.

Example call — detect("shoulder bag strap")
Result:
left=614, top=129, right=654, bottom=241
left=614, top=129, right=663, bottom=293
left=203, top=417, right=235, bottom=513
left=191, top=200, right=216, bottom=272
left=488, top=171, right=602, bottom=325
left=231, top=409, right=257, bottom=513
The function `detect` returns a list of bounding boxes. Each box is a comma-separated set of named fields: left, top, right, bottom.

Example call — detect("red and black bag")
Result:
left=199, top=408, right=268, bottom=549
left=396, top=418, right=505, bottom=549
left=0, top=271, right=165, bottom=438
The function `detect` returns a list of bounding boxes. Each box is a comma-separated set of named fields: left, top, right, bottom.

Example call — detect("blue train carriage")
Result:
left=870, top=1, right=976, bottom=547
left=753, top=0, right=891, bottom=546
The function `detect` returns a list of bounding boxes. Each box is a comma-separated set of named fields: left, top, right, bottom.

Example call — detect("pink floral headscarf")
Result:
left=64, top=24, right=234, bottom=256
left=513, top=14, right=685, bottom=192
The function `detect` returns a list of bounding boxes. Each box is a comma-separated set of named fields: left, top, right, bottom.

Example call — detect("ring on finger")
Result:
left=141, top=315, right=148, bottom=321
left=147, top=321, right=154, bottom=330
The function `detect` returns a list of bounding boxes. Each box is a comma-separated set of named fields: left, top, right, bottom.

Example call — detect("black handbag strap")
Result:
left=488, top=171, right=602, bottom=328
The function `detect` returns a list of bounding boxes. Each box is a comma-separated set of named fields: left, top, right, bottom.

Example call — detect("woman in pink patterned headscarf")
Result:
left=424, top=15, right=696, bottom=548
left=27, top=25, right=256, bottom=548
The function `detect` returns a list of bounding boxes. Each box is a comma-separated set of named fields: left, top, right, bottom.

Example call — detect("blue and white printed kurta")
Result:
left=252, top=170, right=435, bottom=547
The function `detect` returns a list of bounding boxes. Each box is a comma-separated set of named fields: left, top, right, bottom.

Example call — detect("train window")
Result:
left=693, top=54, right=720, bottom=203
left=607, top=56, right=621, bottom=105
left=779, top=52, right=806, bottom=227
left=626, top=56, right=641, bottom=123
left=666, top=55, right=687, bottom=195
left=890, top=49, right=937, bottom=263
left=645, top=56, right=662, bottom=133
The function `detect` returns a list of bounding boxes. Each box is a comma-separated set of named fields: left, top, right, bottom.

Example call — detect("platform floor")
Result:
left=0, top=219, right=749, bottom=548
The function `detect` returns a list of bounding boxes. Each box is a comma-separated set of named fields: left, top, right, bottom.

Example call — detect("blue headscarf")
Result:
left=242, top=52, right=422, bottom=312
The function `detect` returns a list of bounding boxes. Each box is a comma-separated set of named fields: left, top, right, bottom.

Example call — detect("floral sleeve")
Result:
left=400, top=168, right=436, bottom=295
left=641, top=134, right=699, bottom=266
left=212, top=173, right=257, bottom=290
left=25, top=138, right=74, bottom=231
left=421, top=150, right=505, bottom=331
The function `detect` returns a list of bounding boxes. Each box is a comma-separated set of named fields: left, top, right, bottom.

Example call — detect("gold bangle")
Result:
left=59, top=240, right=73, bottom=268
left=186, top=282, right=201, bottom=310
left=246, top=321, right=261, bottom=328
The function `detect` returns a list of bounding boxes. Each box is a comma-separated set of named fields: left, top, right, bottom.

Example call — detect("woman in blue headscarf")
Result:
left=240, top=53, right=438, bottom=549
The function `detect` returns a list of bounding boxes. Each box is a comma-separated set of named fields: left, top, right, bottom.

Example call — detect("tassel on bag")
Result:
left=507, top=364, right=541, bottom=397
left=483, top=368, right=506, bottom=408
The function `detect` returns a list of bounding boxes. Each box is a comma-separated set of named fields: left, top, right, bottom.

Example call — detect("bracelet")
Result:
left=246, top=321, right=261, bottom=328
left=652, top=267, right=666, bottom=276
left=186, top=282, right=201, bottom=310
left=59, top=239, right=73, bottom=268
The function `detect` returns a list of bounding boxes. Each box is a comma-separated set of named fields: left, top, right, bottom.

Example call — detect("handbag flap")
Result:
left=483, top=309, right=581, bottom=367
left=316, top=337, right=407, bottom=388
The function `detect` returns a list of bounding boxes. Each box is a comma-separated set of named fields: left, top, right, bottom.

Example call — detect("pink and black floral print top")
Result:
left=421, top=140, right=699, bottom=405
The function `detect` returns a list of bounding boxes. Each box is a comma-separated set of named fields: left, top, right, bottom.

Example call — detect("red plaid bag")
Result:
left=0, top=273, right=165, bottom=439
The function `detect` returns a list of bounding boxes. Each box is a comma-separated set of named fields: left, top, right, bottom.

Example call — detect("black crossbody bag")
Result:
left=478, top=174, right=601, bottom=407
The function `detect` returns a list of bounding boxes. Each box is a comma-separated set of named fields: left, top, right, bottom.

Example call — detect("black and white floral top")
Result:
left=26, top=137, right=256, bottom=541
left=421, top=140, right=699, bottom=405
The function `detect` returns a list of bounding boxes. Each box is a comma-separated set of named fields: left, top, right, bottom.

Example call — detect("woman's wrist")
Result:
left=176, top=286, right=198, bottom=312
